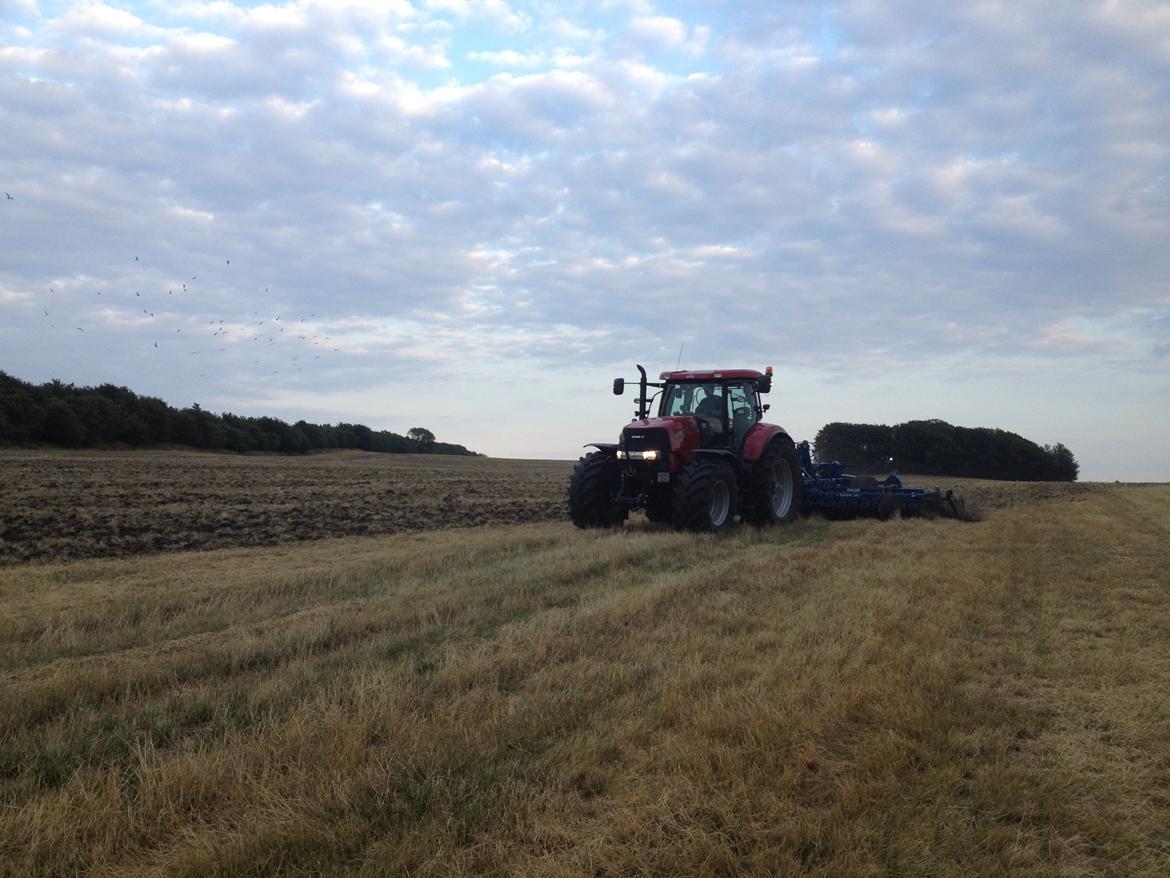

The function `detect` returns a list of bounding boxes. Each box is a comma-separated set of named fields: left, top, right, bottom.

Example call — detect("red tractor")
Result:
left=569, top=364, right=801, bottom=532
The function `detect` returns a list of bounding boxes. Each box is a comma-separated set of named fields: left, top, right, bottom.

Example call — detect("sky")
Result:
left=1, top=0, right=1168, bottom=480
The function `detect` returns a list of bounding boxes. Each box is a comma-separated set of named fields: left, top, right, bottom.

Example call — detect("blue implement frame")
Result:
left=797, top=441, right=966, bottom=519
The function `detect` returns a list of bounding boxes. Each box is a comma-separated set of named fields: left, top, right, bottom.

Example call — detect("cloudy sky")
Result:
left=1, top=0, right=1167, bottom=479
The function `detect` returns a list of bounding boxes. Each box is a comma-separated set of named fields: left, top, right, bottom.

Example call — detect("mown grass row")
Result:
left=2, top=485, right=1168, bottom=875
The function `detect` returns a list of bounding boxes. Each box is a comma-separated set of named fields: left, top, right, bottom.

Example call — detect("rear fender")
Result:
left=741, top=424, right=791, bottom=463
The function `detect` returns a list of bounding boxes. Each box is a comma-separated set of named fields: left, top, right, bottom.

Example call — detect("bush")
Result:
left=0, top=370, right=478, bottom=457
left=813, top=419, right=1078, bottom=481
left=42, top=400, right=86, bottom=447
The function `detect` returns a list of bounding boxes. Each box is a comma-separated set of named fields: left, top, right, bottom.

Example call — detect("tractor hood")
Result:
left=622, top=416, right=700, bottom=452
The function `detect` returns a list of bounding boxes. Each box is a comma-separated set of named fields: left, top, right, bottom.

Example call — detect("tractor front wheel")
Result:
left=645, top=490, right=673, bottom=524
left=568, top=452, right=628, bottom=528
left=672, top=460, right=738, bottom=533
left=748, top=439, right=801, bottom=526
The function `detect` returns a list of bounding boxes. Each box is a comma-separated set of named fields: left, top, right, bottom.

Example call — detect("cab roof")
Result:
left=658, top=369, right=765, bottom=382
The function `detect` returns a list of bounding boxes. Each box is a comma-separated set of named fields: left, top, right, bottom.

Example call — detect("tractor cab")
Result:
left=658, top=376, right=764, bottom=451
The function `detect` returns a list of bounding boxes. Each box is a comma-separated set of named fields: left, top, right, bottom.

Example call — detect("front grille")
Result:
left=621, top=427, right=668, bottom=458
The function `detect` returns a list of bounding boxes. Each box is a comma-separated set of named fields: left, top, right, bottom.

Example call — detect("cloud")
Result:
left=628, top=15, right=687, bottom=49
left=0, top=0, right=1167, bottom=476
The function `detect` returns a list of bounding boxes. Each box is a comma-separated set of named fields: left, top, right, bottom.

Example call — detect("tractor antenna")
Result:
left=675, top=341, right=685, bottom=370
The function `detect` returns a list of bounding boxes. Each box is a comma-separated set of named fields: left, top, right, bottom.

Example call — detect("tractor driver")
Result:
left=694, top=388, right=726, bottom=445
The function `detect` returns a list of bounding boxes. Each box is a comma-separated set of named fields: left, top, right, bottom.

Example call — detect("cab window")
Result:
left=728, top=382, right=758, bottom=447
left=663, top=383, right=723, bottom=417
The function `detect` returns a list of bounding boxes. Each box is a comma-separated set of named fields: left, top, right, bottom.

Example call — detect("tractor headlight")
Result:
left=616, top=449, right=658, bottom=461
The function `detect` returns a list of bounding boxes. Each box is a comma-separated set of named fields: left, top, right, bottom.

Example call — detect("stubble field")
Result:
left=1, top=449, right=1167, bottom=876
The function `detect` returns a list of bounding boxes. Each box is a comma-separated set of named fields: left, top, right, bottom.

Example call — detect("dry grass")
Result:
left=1, top=478, right=1168, bottom=875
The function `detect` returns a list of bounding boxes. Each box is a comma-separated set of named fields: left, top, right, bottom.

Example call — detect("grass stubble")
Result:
left=0, top=478, right=1168, bottom=875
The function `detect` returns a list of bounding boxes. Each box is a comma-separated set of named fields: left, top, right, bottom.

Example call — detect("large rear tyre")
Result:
left=747, top=439, right=801, bottom=525
left=568, top=452, right=627, bottom=528
left=672, top=460, right=738, bottom=533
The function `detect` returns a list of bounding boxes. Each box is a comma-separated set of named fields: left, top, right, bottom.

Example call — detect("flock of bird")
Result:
left=33, top=248, right=344, bottom=381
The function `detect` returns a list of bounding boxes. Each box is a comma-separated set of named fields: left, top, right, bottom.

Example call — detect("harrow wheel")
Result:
left=672, top=460, right=738, bottom=533
left=568, top=452, right=627, bottom=528
left=877, top=491, right=903, bottom=521
left=747, top=439, right=801, bottom=526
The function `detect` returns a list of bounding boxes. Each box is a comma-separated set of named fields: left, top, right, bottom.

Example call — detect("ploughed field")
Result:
left=0, top=448, right=1100, bottom=565
left=0, top=450, right=568, bottom=564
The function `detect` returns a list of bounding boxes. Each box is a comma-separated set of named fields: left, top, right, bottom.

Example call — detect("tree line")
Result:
left=813, top=419, right=1078, bottom=481
left=0, top=371, right=479, bottom=456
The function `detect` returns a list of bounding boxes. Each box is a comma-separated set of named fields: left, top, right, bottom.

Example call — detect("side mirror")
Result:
left=757, top=375, right=772, bottom=394
left=613, top=378, right=625, bottom=395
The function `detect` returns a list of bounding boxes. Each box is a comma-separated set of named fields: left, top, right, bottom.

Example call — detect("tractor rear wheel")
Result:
left=672, top=460, right=738, bottom=533
left=747, top=439, right=801, bottom=525
left=568, top=452, right=627, bottom=528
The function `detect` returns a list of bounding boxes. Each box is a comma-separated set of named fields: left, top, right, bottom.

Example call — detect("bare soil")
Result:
left=0, top=449, right=571, bottom=564
left=1, top=448, right=1114, bottom=565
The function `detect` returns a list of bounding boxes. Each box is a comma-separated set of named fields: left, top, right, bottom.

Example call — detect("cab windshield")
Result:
left=660, top=383, right=725, bottom=419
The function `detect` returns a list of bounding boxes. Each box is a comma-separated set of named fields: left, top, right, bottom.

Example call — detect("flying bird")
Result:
left=4, top=192, right=12, bottom=200
left=77, top=327, right=84, bottom=332
left=154, top=342, right=158, bottom=348
left=135, top=256, right=139, bottom=261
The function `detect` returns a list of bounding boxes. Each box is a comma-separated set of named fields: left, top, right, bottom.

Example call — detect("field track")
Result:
left=0, top=453, right=1167, bottom=875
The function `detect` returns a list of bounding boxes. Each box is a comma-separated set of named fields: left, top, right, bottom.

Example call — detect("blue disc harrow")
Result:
left=797, top=441, right=970, bottom=520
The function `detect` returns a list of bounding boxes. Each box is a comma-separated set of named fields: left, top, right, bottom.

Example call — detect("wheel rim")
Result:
left=771, top=459, right=793, bottom=518
left=709, top=480, right=730, bottom=527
